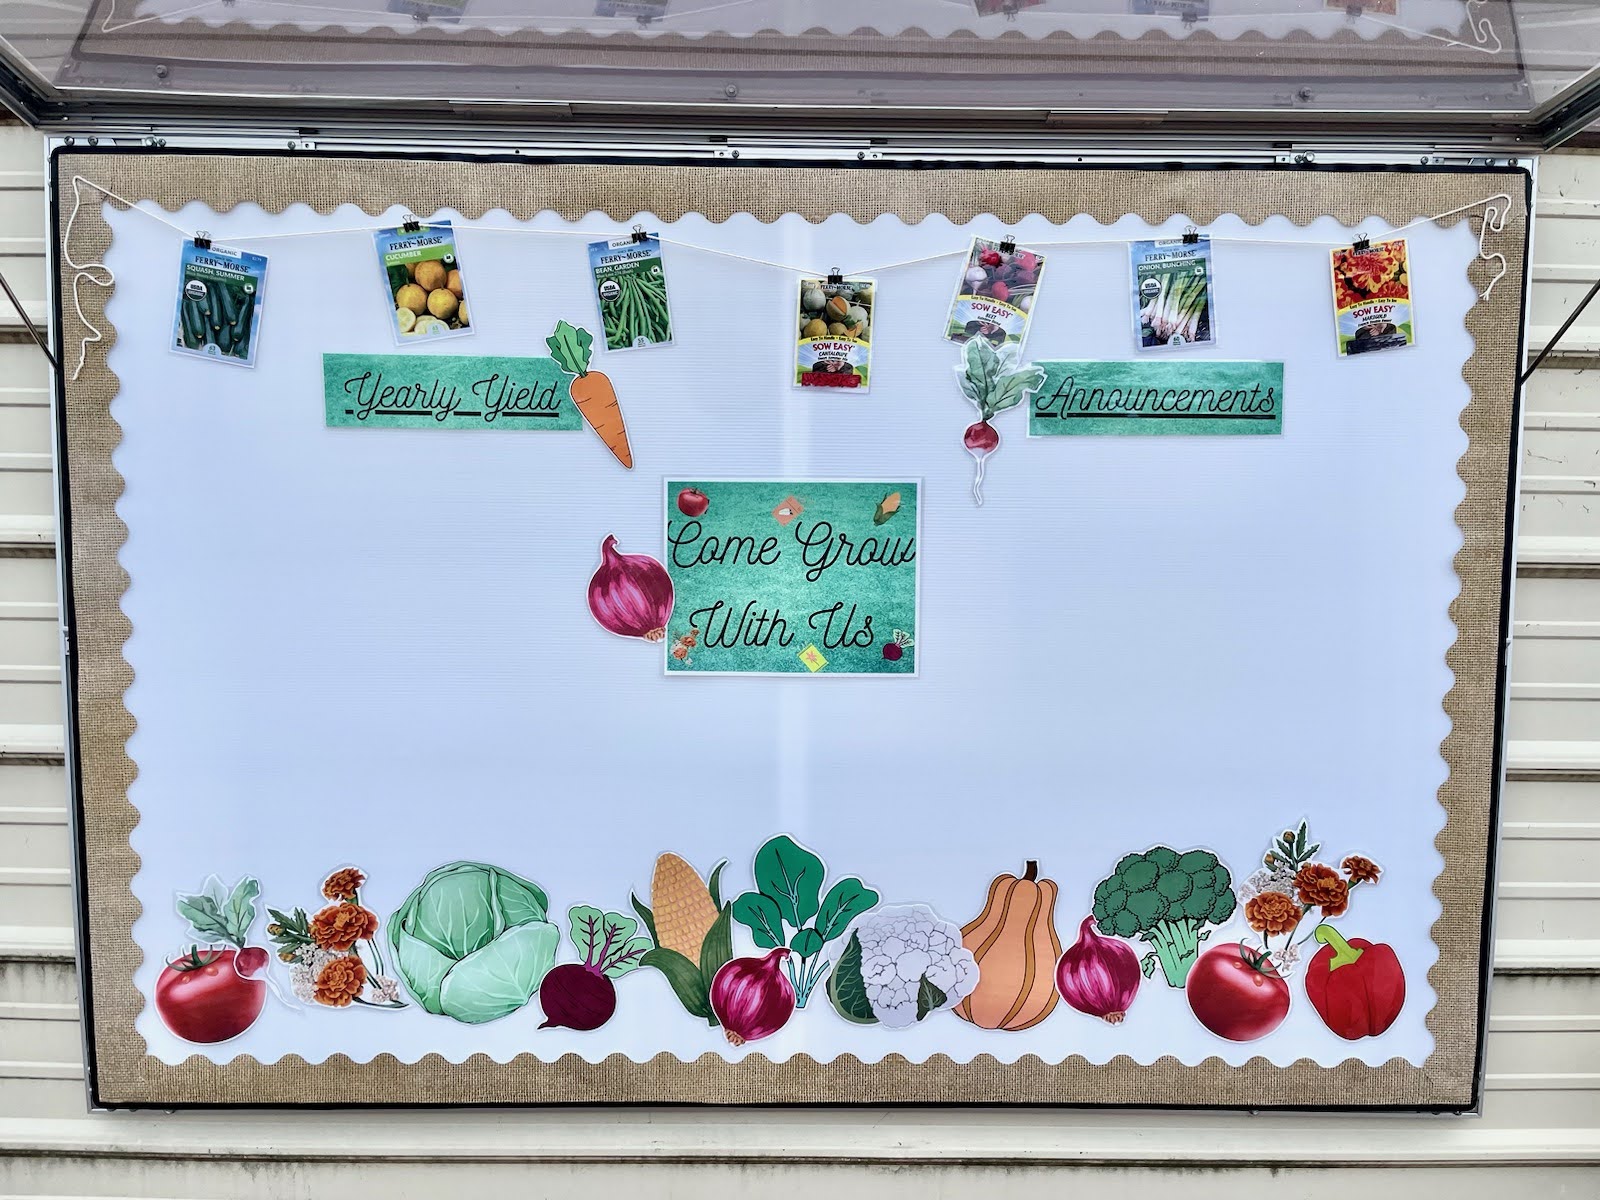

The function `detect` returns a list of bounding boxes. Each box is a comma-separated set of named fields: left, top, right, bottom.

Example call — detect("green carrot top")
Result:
left=547, top=320, right=595, bottom=378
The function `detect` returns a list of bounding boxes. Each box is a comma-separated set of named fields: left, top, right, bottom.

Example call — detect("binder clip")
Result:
left=1351, top=233, right=1372, bottom=254
left=193, top=231, right=212, bottom=250
left=401, top=215, right=422, bottom=234
left=999, top=235, right=1017, bottom=255
left=1182, top=226, right=1200, bottom=245
left=631, top=225, right=649, bottom=244
left=828, top=266, right=844, bottom=285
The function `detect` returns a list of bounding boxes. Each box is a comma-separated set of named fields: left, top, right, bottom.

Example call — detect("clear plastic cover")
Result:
left=1, top=2, right=1597, bottom=131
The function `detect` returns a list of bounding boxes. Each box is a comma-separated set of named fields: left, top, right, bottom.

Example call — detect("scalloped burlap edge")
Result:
left=55, top=151, right=1525, bottom=1108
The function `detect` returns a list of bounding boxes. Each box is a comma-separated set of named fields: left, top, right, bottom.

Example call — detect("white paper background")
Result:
left=102, top=191, right=1474, bottom=1072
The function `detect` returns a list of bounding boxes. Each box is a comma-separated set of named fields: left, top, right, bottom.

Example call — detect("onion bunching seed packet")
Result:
left=171, top=239, right=268, bottom=368
left=1132, top=236, right=1216, bottom=350
left=1133, top=0, right=1212, bottom=15
left=944, top=237, right=1046, bottom=351
left=589, top=232, right=673, bottom=352
left=796, top=276, right=874, bottom=391
left=1330, top=237, right=1415, bottom=357
left=374, top=221, right=471, bottom=345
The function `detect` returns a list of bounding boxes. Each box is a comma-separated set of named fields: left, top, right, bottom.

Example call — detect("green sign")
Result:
left=1029, top=361, right=1284, bottom=436
left=323, top=354, right=580, bottom=429
left=663, top=480, right=919, bottom=676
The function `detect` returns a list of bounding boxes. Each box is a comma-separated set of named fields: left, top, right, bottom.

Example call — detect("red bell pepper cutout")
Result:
left=1305, top=924, right=1405, bottom=1040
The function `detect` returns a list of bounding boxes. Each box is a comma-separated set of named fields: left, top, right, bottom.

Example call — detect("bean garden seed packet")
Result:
left=1330, top=237, right=1414, bottom=356
left=374, top=221, right=471, bottom=345
left=590, top=232, right=673, bottom=351
left=1132, top=236, right=1215, bottom=350
left=796, top=276, right=874, bottom=391
left=171, top=240, right=268, bottom=368
left=944, top=237, right=1045, bottom=350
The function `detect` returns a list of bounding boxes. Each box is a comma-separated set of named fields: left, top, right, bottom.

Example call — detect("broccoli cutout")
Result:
left=1092, top=846, right=1237, bottom=988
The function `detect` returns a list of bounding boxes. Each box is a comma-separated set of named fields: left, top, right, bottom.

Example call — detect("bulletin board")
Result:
left=51, top=149, right=1529, bottom=1111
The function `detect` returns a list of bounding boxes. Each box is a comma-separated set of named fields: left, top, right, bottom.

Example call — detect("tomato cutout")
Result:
left=154, top=947, right=267, bottom=1044
left=1186, top=943, right=1291, bottom=1042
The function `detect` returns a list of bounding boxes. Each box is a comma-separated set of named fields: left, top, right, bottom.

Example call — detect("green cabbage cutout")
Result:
left=389, top=861, right=557, bottom=1023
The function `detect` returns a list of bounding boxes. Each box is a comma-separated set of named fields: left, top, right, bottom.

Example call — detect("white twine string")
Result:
left=100, top=0, right=223, bottom=34
left=61, top=177, right=123, bottom=382
left=60, top=175, right=1517, bottom=377
left=1355, top=0, right=1504, bottom=56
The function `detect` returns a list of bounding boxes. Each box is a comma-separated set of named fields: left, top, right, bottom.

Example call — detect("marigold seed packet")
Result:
left=375, top=220, right=471, bottom=345
left=796, top=276, right=874, bottom=391
left=171, top=239, right=268, bottom=368
left=1330, top=237, right=1415, bottom=357
left=944, top=237, right=1045, bottom=351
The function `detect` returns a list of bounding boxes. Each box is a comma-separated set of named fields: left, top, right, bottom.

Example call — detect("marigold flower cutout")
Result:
left=314, top=955, right=367, bottom=1007
left=1342, top=855, right=1381, bottom=885
left=1245, top=890, right=1302, bottom=935
left=309, top=903, right=380, bottom=951
left=322, top=867, right=367, bottom=901
left=1295, top=863, right=1350, bottom=917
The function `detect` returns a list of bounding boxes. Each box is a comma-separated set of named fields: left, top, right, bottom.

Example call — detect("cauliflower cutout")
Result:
left=828, top=903, right=978, bottom=1029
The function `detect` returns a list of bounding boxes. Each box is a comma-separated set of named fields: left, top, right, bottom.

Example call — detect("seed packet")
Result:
left=944, top=237, right=1045, bottom=351
left=796, top=276, right=874, bottom=391
left=386, top=0, right=469, bottom=21
left=973, top=0, right=1044, bottom=14
left=1132, top=236, right=1215, bottom=350
left=594, top=0, right=669, bottom=16
left=1330, top=237, right=1415, bottom=357
left=1132, top=0, right=1212, bottom=16
left=590, top=232, right=673, bottom=351
left=1325, top=0, right=1395, bottom=13
left=374, top=221, right=471, bottom=345
left=171, top=239, right=268, bottom=368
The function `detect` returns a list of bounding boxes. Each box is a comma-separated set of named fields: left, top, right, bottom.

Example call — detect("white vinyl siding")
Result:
left=0, top=129, right=1597, bottom=1193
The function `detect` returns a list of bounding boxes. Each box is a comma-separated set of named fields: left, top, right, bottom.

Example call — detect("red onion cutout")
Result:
left=710, top=948, right=795, bottom=1046
left=587, top=534, right=674, bottom=642
left=1056, top=915, right=1142, bottom=1025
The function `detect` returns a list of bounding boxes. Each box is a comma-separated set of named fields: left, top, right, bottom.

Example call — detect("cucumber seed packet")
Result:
left=171, top=240, right=268, bottom=368
left=944, top=237, right=1045, bottom=350
left=1132, top=236, right=1215, bottom=350
left=374, top=221, right=472, bottom=345
left=590, top=232, right=674, bottom=351
left=796, top=276, right=874, bottom=391
left=1330, top=237, right=1414, bottom=357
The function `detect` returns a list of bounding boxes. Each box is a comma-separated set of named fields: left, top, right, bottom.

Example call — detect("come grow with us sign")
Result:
left=662, top=480, right=920, bottom=676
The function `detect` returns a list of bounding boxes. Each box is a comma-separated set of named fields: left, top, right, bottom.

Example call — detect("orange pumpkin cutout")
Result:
left=953, top=860, right=1062, bottom=1031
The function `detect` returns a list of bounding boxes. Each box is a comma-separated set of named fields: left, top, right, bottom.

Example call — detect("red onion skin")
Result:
left=538, top=963, right=617, bottom=1031
left=588, top=534, right=674, bottom=642
left=1056, top=915, right=1142, bottom=1025
left=710, top=948, right=795, bottom=1046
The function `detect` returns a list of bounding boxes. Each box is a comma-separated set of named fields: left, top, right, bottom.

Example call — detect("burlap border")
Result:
left=53, top=150, right=1526, bottom=1109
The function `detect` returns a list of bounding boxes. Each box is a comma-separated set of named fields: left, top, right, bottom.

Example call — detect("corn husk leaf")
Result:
left=873, top=491, right=902, bottom=525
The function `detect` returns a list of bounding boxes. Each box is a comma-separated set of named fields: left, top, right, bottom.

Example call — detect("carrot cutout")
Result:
left=547, top=320, right=633, bottom=469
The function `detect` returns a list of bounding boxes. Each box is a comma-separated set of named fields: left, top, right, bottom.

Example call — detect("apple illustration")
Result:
left=677, top=488, right=710, bottom=518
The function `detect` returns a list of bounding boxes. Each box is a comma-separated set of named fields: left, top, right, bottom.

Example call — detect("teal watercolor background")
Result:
left=324, top=353, right=579, bottom=430
left=1030, top=360, right=1284, bottom=436
left=663, top=480, right=919, bottom=675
